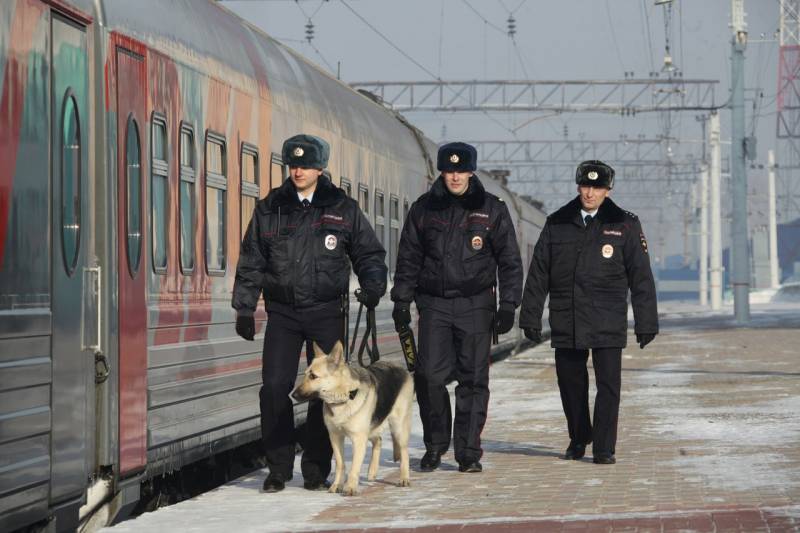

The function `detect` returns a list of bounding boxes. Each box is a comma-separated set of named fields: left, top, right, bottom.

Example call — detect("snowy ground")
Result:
left=103, top=301, right=800, bottom=532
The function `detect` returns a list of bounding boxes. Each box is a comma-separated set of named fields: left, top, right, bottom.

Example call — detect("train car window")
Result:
left=270, top=153, right=285, bottom=190
left=179, top=123, right=196, bottom=274
left=241, top=144, right=260, bottom=239
left=151, top=114, right=168, bottom=274
left=61, top=91, right=81, bottom=276
left=375, top=191, right=385, bottom=246
left=125, top=115, right=142, bottom=276
left=358, top=185, right=369, bottom=215
left=390, top=195, right=400, bottom=275
left=205, top=132, right=227, bottom=275
left=340, top=178, right=352, bottom=197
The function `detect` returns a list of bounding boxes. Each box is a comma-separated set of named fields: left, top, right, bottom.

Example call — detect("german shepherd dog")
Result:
left=291, top=341, right=413, bottom=496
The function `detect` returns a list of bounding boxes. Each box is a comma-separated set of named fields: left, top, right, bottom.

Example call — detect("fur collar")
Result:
left=549, top=196, right=628, bottom=225
left=425, top=174, right=486, bottom=211
left=265, top=173, right=344, bottom=210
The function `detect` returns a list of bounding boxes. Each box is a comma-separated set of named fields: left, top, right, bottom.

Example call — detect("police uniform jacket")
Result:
left=391, top=175, right=523, bottom=308
left=519, top=197, right=658, bottom=348
left=232, top=175, right=387, bottom=313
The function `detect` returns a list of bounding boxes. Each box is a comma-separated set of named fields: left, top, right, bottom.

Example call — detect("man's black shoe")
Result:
left=563, top=442, right=587, bottom=460
left=262, top=473, right=290, bottom=493
left=458, top=461, right=482, bottom=473
left=303, top=478, right=331, bottom=491
left=593, top=453, right=616, bottom=465
left=419, top=451, right=444, bottom=472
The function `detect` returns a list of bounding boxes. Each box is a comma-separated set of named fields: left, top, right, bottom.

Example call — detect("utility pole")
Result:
left=700, top=164, right=709, bottom=306
left=709, top=111, right=723, bottom=310
left=768, top=149, right=780, bottom=288
left=730, top=0, right=750, bottom=323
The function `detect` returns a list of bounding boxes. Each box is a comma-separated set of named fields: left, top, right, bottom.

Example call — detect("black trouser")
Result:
left=259, top=301, right=342, bottom=480
left=414, top=293, right=493, bottom=465
left=554, top=347, right=622, bottom=455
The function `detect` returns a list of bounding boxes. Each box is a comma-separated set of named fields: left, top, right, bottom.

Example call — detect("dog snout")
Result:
left=290, top=387, right=305, bottom=401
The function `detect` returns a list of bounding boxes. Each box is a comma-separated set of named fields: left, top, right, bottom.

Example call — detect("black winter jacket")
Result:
left=390, top=175, right=523, bottom=307
left=519, top=197, right=658, bottom=349
left=232, top=176, right=387, bottom=314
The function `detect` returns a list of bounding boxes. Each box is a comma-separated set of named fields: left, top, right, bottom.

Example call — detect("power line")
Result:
left=461, top=0, right=506, bottom=35
left=641, top=0, right=656, bottom=74
left=339, top=0, right=517, bottom=136
left=604, top=0, right=627, bottom=74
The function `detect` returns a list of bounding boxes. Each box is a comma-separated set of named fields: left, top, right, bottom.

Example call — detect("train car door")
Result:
left=50, top=12, right=91, bottom=504
left=114, top=39, right=147, bottom=476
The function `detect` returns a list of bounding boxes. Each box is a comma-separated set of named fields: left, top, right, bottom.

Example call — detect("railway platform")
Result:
left=103, top=302, right=800, bottom=532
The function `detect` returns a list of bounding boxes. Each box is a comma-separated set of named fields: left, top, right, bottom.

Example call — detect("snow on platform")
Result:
left=103, top=302, right=800, bottom=532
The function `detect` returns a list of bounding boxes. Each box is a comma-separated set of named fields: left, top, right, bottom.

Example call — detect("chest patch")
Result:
left=471, top=235, right=484, bottom=250
left=603, top=229, right=623, bottom=236
left=601, top=244, right=614, bottom=258
left=325, top=234, right=338, bottom=250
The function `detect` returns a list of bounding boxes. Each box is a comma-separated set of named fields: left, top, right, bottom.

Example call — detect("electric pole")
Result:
left=730, top=0, right=750, bottom=323
left=768, top=149, right=780, bottom=288
left=709, top=112, right=723, bottom=311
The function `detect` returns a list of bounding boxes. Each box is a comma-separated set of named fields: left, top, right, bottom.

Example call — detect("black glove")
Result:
left=636, top=333, right=656, bottom=349
left=235, top=315, right=255, bottom=341
left=392, top=302, right=411, bottom=332
left=494, top=303, right=516, bottom=335
left=355, top=288, right=381, bottom=309
left=524, top=328, right=542, bottom=344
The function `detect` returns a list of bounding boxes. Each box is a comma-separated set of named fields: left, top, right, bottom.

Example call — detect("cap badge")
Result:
left=324, top=234, right=338, bottom=250
left=601, top=244, right=614, bottom=258
left=449, top=154, right=460, bottom=163
left=293, top=147, right=304, bottom=157
left=471, top=235, right=483, bottom=250
left=588, top=171, right=599, bottom=180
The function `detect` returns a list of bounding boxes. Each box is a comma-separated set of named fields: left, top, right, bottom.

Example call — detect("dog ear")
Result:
left=312, top=342, right=327, bottom=359
left=329, top=341, right=344, bottom=366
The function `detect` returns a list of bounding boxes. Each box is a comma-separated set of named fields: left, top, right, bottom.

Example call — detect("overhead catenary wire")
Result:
left=339, top=0, right=518, bottom=137
left=604, top=0, right=627, bottom=74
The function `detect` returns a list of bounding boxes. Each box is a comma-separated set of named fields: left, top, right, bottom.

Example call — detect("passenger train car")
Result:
left=0, top=1, right=547, bottom=530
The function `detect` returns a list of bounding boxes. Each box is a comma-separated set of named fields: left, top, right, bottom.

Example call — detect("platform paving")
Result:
left=104, top=302, right=800, bottom=532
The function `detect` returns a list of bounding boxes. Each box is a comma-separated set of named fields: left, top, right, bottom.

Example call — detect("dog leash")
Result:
left=349, top=289, right=380, bottom=367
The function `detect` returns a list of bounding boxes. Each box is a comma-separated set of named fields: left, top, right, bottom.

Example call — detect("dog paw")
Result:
left=341, top=486, right=359, bottom=497
left=398, top=478, right=410, bottom=487
left=328, top=484, right=340, bottom=494
left=367, top=474, right=376, bottom=482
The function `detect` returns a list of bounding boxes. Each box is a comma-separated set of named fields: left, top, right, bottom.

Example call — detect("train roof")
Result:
left=99, top=0, right=424, bottom=165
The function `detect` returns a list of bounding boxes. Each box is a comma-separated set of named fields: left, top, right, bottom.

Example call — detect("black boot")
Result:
left=419, top=450, right=444, bottom=472
left=458, top=461, right=482, bottom=473
left=262, top=472, right=291, bottom=493
left=563, top=441, right=588, bottom=460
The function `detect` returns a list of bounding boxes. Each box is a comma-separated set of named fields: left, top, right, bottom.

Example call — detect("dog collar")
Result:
left=348, top=389, right=358, bottom=400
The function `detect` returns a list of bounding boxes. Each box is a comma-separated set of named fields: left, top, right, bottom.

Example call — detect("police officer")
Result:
left=519, top=160, right=658, bottom=465
left=391, top=142, right=523, bottom=473
left=232, top=134, right=387, bottom=492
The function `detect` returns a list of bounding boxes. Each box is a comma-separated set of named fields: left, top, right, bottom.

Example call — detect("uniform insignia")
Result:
left=471, top=235, right=483, bottom=250
left=640, top=233, right=648, bottom=254
left=449, top=154, right=460, bottom=163
left=293, top=147, right=304, bottom=157
left=588, top=171, right=598, bottom=180
left=601, top=244, right=614, bottom=258
left=325, top=234, right=338, bottom=250
left=603, top=229, right=622, bottom=236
